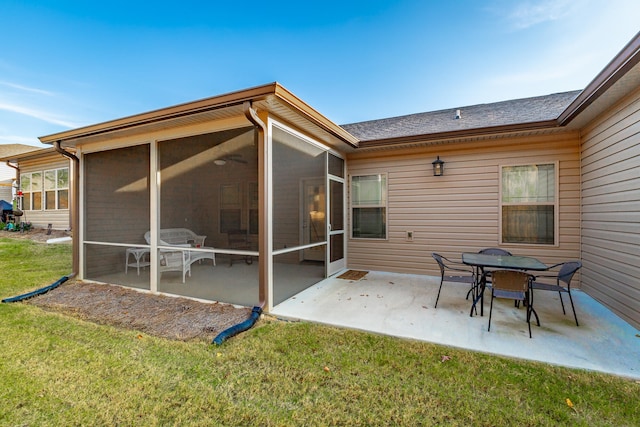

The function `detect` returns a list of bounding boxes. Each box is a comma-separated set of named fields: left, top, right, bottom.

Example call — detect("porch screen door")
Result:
left=328, top=176, right=345, bottom=275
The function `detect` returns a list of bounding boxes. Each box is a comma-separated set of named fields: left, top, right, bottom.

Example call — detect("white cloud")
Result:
left=0, top=81, right=54, bottom=96
left=0, top=102, right=79, bottom=128
left=506, top=0, right=577, bottom=30
left=480, top=0, right=640, bottom=100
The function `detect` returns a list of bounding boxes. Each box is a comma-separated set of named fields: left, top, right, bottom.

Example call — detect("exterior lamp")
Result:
left=432, top=156, right=444, bottom=176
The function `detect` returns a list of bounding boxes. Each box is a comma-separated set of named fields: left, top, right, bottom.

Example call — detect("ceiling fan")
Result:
left=213, top=154, right=247, bottom=166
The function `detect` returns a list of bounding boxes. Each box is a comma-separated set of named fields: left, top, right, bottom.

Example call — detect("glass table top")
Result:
left=462, top=253, right=548, bottom=271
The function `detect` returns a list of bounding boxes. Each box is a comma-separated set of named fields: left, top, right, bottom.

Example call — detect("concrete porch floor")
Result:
left=271, top=270, right=640, bottom=380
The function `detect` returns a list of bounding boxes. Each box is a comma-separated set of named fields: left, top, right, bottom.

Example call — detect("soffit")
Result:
left=44, top=104, right=250, bottom=147
left=255, top=96, right=358, bottom=151
left=0, top=147, right=64, bottom=163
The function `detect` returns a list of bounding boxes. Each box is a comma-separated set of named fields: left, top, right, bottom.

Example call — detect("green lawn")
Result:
left=1, top=237, right=638, bottom=426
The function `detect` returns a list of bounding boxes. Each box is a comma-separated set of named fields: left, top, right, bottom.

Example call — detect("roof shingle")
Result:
left=0, top=144, right=41, bottom=159
left=341, top=90, right=581, bottom=142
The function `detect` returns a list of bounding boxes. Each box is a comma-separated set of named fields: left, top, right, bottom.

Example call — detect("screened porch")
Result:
left=81, top=122, right=345, bottom=308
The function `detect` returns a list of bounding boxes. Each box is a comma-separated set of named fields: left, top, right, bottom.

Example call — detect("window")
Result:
left=20, top=172, right=42, bottom=211
left=20, top=168, right=69, bottom=211
left=501, top=164, right=556, bottom=245
left=351, top=174, right=387, bottom=239
left=44, top=168, right=69, bottom=210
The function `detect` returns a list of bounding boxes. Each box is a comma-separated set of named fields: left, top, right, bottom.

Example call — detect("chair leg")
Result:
left=567, top=291, right=579, bottom=326
left=465, top=286, right=474, bottom=301
left=488, top=291, right=494, bottom=331
left=465, top=268, right=478, bottom=301
left=525, top=294, right=533, bottom=338
left=434, top=277, right=444, bottom=308
left=558, top=291, right=567, bottom=314
left=527, top=289, right=540, bottom=327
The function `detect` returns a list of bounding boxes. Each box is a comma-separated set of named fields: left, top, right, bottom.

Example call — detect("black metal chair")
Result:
left=531, top=261, right=582, bottom=326
left=488, top=270, right=539, bottom=338
left=432, top=253, right=476, bottom=308
left=478, top=248, right=512, bottom=256
left=477, top=248, right=513, bottom=286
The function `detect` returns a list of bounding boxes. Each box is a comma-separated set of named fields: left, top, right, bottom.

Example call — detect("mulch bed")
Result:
left=26, top=282, right=252, bottom=342
left=0, top=228, right=71, bottom=242
left=5, top=228, right=255, bottom=342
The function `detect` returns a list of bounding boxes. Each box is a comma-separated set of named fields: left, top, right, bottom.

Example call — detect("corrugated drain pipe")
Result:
left=211, top=101, right=267, bottom=345
left=54, top=141, right=79, bottom=277
left=2, top=275, right=72, bottom=303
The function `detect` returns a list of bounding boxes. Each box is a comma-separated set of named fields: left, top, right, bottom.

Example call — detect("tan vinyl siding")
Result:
left=18, top=155, right=71, bottom=230
left=346, top=133, right=581, bottom=278
left=580, top=86, right=640, bottom=329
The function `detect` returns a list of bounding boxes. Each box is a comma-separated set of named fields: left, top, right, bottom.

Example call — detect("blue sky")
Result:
left=1, top=0, right=639, bottom=147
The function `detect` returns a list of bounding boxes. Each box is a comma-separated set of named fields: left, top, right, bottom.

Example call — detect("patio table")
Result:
left=126, top=247, right=151, bottom=276
left=462, top=253, right=548, bottom=317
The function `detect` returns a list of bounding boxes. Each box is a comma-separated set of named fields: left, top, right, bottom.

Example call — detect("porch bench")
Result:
left=144, top=228, right=216, bottom=282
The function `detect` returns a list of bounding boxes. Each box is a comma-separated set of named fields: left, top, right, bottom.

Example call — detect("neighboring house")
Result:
left=0, top=148, right=72, bottom=230
left=39, top=32, right=640, bottom=329
left=0, top=144, right=40, bottom=203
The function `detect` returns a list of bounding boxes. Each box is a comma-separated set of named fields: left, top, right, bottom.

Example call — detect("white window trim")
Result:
left=349, top=172, right=388, bottom=240
left=498, top=161, right=559, bottom=247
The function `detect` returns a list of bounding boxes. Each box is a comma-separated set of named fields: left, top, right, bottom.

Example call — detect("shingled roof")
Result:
left=341, top=90, right=582, bottom=143
left=0, top=144, right=40, bottom=160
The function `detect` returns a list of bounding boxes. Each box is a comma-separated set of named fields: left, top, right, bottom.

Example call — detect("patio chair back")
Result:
left=478, top=247, right=512, bottom=256
left=532, top=261, right=582, bottom=326
left=488, top=270, right=538, bottom=338
left=491, top=270, right=528, bottom=296
left=557, top=261, right=581, bottom=287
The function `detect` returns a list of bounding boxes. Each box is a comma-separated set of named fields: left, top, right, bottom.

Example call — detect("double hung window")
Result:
left=501, top=163, right=557, bottom=245
left=44, top=168, right=69, bottom=210
left=20, top=172, right=42, bottom=211
left=20, top=168, right=69, bottom=211
left=351, top=174, right=387, bottom=239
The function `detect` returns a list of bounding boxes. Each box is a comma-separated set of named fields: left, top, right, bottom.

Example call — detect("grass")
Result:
left=1, top=237, right=639, bottom=426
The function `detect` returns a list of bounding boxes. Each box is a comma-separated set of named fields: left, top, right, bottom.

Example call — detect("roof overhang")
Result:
left=0, top=147, right=68, bottom=163
left=559, top=31, right=640, bottom=127
left=39, top=82, right=359, bottom=151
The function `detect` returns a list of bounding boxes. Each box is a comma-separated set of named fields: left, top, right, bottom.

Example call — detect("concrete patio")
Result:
left=271, top=270, right=640, bottom=380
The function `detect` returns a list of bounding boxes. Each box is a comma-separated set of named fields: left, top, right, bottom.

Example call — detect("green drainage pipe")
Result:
left=212, top=306, right=263, bottom=345
left=2, top=275, right=71, bottom=303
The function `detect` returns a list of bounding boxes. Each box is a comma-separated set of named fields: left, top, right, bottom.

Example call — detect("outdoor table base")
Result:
left=461, top=253, right=548, bottom=317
